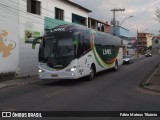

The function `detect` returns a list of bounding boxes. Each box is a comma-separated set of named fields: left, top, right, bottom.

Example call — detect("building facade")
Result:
left=127, top=37, right=137, bottom=55
left=0, top=0, right=91, bottom=77
left=110, top=26, right=136, bottom=55
left=137, top=32, right=153, bottom=53
left=152, top=35, right=160, bottom=54
left=114, top=26, right=129, bottom=38
left=88, top=17, right=110, bottom=33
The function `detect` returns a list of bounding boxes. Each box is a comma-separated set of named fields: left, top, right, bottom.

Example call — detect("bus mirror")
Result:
left=32, top=36, right=43, bottom=49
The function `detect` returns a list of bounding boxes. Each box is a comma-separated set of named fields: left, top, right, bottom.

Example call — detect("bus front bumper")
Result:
left=38, top=69, right=79, bottom=80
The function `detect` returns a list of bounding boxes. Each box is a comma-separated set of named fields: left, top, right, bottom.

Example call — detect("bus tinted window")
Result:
left=81, top=30, right=90, bottom=53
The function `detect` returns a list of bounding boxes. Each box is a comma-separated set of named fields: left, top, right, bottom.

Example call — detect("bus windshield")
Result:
left=39, top=31, right=76, bottom=69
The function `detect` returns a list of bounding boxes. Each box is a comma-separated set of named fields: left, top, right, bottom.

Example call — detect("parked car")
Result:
left=123, top=55, right=134, bottom=64
left=145, top=50, right=152, bottom=57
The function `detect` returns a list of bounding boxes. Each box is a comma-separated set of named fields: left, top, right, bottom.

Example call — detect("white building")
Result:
left=152, top=36, right=160, bottom=54
left=0, top=0, right=91, bottom=77
left=137, top=33, right=153, bottom=53
left=146, top=34, right=154, bottom=47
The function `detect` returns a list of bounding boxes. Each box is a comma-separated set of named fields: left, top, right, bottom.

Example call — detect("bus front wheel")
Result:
left=88, top=65, right=95, bottom=81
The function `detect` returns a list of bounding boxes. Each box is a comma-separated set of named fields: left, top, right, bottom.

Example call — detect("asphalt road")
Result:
left=0, top=55, right=160, bottom=119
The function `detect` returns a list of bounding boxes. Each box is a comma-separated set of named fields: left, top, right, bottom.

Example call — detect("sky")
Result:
left=71, top=0, right=160, bottom=37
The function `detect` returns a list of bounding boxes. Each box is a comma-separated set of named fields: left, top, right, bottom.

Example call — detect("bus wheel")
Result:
left=114, top=61, right=118, bottom=71
left=88, top=65, right=95, bottom=81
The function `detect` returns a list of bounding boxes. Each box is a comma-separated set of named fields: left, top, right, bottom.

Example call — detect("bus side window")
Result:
left=77, top=30, right=90, bottom=58
left=83, top=40, right=90, bottom=52
left=77, top=33, right=83, bottom=58
left=39, top=38, right=45, bottom=62
left=82, top=31, right=90, bottom=53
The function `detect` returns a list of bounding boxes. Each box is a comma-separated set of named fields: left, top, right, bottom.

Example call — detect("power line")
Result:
left=112, top=0, right=160, bottom=32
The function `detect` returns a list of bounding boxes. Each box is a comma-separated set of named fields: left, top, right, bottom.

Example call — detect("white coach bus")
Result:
left=33, top=24, right=123, bottom=80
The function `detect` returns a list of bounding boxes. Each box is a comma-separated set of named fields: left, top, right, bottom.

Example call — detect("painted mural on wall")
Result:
left=0, top=29, right=16, bottom=58
left=25, top=30, right=40, bottom=43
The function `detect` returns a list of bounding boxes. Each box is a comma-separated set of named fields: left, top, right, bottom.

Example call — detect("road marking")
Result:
left=2, top=108, right=16, bottom=111
left=44, top=88, right=68, bottom=98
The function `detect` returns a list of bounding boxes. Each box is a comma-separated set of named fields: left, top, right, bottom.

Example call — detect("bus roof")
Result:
left=47, top=24, right=122, bottom=46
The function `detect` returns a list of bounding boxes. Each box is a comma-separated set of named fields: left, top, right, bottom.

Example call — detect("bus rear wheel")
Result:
left=114, top=61, right=118, bottom=71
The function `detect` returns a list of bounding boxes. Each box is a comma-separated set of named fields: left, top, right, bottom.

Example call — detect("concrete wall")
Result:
left=18, top=0, right=89, bottom=77
left=152, top=37, right=160, bottom=54
left=127, top=48, right=136, bottom=55
left=18, top=0, right=44, bottom=77
left=0, top=0, right=19, bottom=73
left=122, top=39, right=136, bottom=55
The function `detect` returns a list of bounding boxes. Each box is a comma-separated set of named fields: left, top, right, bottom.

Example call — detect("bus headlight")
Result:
left=39, top=69, right=45, bottom=73
left=66, top=66, right=77, bottom=72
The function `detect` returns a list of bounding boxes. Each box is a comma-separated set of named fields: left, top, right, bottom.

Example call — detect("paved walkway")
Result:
left=142, top=63, right=160, bottom=92
left=0, top=76, right=40, bottom=89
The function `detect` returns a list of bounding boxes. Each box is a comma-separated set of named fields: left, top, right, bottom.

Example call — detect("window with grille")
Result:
left=55, top=7, right=64, bottom=20
left=27, top=0, right=41, bottom=15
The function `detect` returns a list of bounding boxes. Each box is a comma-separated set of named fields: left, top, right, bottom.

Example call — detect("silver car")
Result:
left=123, top=55, right=134, bottom=64
left=145, top=50, right=152, bottom=57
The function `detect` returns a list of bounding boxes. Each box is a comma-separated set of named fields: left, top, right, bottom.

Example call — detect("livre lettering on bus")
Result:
left=103, top=49, right=112, bottom=55
left=52, top=28, right=66, bottom=32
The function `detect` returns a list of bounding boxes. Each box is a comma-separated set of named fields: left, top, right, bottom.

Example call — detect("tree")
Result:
left=155, top=7, right=160, bottom=23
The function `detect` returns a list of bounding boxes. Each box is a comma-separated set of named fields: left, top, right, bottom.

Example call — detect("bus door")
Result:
left=77, top=32, right=91, bottom=77
left=76, top=33, right=86, bottom=77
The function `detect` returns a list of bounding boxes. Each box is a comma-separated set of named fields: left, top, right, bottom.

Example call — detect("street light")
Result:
left=114, top=16, right=133, bottom=36
left=120, top=16, right=133, bottom=25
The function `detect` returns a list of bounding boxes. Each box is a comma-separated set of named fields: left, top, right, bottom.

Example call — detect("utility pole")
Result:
left=111, top=8, right=125, bottom=36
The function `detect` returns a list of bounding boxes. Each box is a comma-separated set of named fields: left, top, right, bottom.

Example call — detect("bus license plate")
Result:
left=51, top=74, right=58, bottom=77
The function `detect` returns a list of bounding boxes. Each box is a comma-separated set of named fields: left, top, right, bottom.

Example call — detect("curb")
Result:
left=143, top=86, right=160, bottom=93
left=0, top=76, right=41, bottom=89
left=140, top=63, right=160, bottom=92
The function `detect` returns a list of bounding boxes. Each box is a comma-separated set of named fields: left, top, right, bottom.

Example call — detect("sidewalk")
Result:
left=141, top=63, right=160, bottom=92
left=0, top=76, right=40, bottom=89
left=132, top=54, right=144, bottom=59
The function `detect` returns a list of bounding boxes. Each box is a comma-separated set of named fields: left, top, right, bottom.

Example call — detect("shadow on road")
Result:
left=37, top=68, right=115, bottom=87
